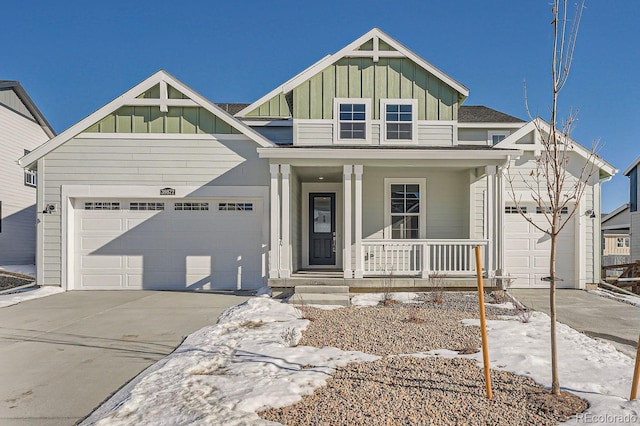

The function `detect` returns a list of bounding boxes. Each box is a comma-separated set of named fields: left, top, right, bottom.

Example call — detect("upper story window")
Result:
left=488, top=131, right=509, bottom=145
left=334, top=98, right=370, bottom=143
left=616, top=237, right=630, bottom=248
left=23, top=150, right=36, bottom=187
left=381, top=99, right=417, bottom=143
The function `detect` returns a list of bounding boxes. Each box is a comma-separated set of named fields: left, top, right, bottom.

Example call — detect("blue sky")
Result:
left=3, top=0, right=637, bottom=213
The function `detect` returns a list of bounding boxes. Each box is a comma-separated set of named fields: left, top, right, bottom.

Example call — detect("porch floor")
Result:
left=269, top=274, right=495, bottom=291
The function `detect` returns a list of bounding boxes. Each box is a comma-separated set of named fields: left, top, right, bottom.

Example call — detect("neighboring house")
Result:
left=0, top=81, right=55, bottom=264
left=624, top=157, right=640, bottom=261
left=601, top=204, right=630, bottom=267
left=18, top=28, right=615, bottom=291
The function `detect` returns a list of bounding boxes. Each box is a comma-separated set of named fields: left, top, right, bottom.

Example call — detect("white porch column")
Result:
left=496, top=166, right=505, bottom=276
left=269, top=164, right=280, bottom=278
left=354, top=165, right=363, bottom=278
left=279, top=164, right=291, bottom=278
left=485, top=165, right=497, bottom=275
left=343, top=165, right=353, bottom=278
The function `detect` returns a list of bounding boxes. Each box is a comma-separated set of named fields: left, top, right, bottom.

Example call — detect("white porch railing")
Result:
left=361, top=239, right=489, bottom=278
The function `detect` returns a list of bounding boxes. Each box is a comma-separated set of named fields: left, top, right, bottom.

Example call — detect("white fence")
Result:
left=362, top=239, right=489, bottom=278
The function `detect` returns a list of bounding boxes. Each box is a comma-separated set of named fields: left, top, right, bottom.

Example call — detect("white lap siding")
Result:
left=40, top=135, right=269, bottom=287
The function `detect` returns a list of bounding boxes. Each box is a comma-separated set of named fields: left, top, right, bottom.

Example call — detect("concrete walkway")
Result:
left=0, top=290, right=249, bottom=426
left=509, top=289, right=640, bottom=357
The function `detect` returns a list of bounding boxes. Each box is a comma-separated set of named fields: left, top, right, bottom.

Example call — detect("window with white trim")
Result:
left=488, top=131, right=509, bottom=145
left=616, top=237, right=630, bottom=248
left=381, top=99, right=417, bottom=143
left=505, top=206, right=527, bottom=214
left=85, top=202, right=120, bottom=210
left=130, top=202, right=165, bottom=211
left=218, top=202, right=253, bottom=211
left=175, top=202, right=209, bottom=211
left=23, top=150, right=36, bottom=187
left=389, top=183, right=421, bottom=239
left=334, top=98, right=370, bottom=143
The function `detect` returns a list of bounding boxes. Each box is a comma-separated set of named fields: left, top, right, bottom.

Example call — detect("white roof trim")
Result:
left=19, top=70, right=274, bottom=167
left=236, top=28, right=469, bottom=118
left=458, top=122, right=524, bottom=129
left=623, top=156, right=640, bottom=176
left=493, top=118, right=616, bottom=176
left=257, top=147, right=521, bottom=160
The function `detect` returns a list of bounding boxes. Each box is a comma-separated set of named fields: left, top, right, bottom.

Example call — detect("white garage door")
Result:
left=504, top=204, right=575, bottom=288
left=74, top=198, right=264, bottom=290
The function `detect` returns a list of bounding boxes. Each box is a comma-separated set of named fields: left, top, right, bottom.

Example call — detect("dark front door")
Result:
left=309, top=193, right=336, bottom=265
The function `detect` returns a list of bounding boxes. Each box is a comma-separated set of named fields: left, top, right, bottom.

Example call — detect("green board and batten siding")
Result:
left=85, top=106, right=241, bottom=135
left=85, top=84, right=240, bottom=134
left=245, top=57, right=460, bottom=121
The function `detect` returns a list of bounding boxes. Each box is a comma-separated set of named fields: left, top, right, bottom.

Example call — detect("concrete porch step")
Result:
left=290, top=293, right=350, bottom=306
left=294, top=285, right=350, bottom=294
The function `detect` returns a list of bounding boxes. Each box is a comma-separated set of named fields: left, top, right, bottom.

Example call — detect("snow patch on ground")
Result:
left=0, top=286, right=63, bottom=308
left=588, top=288, right=640, bottom=308
left=351, top=291, right=419, bottom=306
left=82, top=296, right=378, bottom=425
left=0, top=264, right=36, bottom=277
left=460, top=312, right=640, bottom=425
left=83, top=294, right=640, bottom=425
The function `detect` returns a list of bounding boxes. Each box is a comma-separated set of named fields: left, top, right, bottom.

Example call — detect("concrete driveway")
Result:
left=510, top=289, right=640, bottom=357
left=0, top=290, right=249, bottom=425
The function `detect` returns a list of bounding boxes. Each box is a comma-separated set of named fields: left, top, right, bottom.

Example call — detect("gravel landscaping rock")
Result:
left=260, top=356, right=588, bottom=426
left=259, top=292, right=588, bottom=425
left=0, top=274, right=34, bottom=292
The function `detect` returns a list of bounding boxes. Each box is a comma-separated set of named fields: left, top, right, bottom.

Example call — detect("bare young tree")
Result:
left=506, top=0, right=598, bottom=396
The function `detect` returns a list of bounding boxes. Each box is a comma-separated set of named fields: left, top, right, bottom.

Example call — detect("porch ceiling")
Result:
left=294, top=166, right=343, bottom=182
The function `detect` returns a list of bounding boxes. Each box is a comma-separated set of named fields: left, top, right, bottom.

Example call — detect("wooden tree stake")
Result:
left=475, top=245, right=493, bottom=399
left=631, top=334, right=640, bottom=400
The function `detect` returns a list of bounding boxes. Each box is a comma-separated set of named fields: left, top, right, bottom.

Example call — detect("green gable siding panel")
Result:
left=322, top=66, right=335, bottom=119
left=182, top=107, right=198, bottom=134
left=167, top=85, right=186, bottom=99
left=166, top=107, right=181, bottom=133
left=414, top=67, right=428, bottom=120
left=427, top=75, right=440, bottom=120
left=379, top=39, right=395, bottom=51
left=294, top=81, right=311, bottom=119
left=374, top=58, right=388, bottom=119
left=84, top=107, right=241, bottom=134
left=133, top=106, right=151, bottom=133
left=335, top=58, right=349, bottom=98
left=358, top=39, right=373, bottom=51
left=149, top=108, right=165, bottom=133
left=136, top=84, right=160, bottom=99
left=400, top=60, right=415, bottom=99
left=116, top=107, right=133, bottom=133
left=198, top=108, right=215, bottom=134
left=243, top=92, right=291, bottom=118
left=387, top=59, right=402, bottom=99
left=361, top=58, right=375, bottom=103
left=309, top=73, right=323, bottom=119
left=348, top=58, right=362, bottom=98
left=289, top=57, right=460, bottom=121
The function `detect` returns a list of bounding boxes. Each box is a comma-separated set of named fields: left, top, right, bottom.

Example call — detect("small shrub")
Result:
left=489, top=290, right=509, bottom=304
left=281, top=327, right=298, bottom=347
left=457, top=338, right=480, bottom=354
left=513, top=305, right=533, bottom=323
left=404, top=305, right=427, bottom=323
left=380, top=268, right=396, bottom=306
left=292, top=295, right=315, bottom=321
left=429, top=273, right=445, bottom=305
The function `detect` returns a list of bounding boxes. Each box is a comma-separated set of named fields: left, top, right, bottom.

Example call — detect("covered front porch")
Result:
left=260, top=147, right=517, bottom=289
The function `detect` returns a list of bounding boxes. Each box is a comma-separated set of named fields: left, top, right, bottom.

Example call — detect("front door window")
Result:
left=309, top=193, right=336, bottom=265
